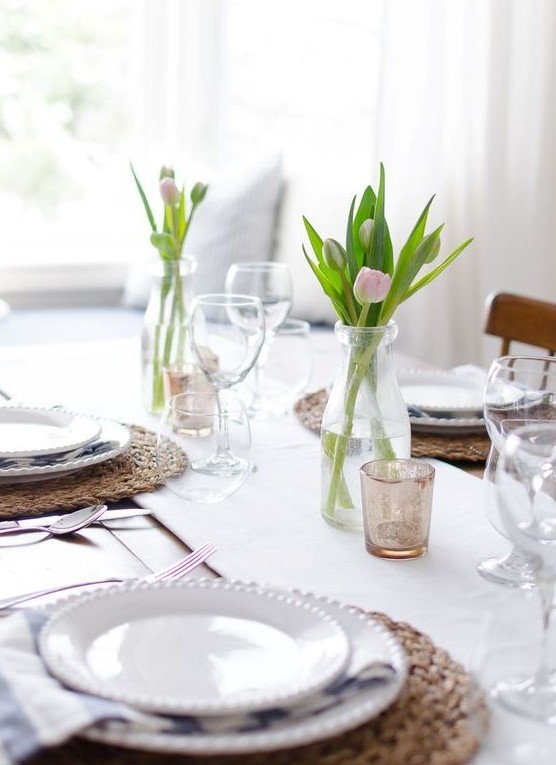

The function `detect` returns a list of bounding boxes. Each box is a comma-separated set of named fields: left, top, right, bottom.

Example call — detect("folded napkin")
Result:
left=0, top=611, right=130, bottom=764
left=0, top=440, right=119, bottom=471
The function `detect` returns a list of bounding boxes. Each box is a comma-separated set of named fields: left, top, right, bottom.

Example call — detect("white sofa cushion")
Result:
left=123, top=155, right=283, bottom=308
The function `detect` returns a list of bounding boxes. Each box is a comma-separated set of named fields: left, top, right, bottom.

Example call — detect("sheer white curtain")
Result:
left=376, top=0, right=556, bottom=366
left=132, top=0, right=226, bottom=173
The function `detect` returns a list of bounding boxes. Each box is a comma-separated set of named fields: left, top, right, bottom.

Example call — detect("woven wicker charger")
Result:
left=29, top=611, right=488, bottom=765
left=0, top=425, right=188, bottom=519
left=294, top=389, right=490, bottom=463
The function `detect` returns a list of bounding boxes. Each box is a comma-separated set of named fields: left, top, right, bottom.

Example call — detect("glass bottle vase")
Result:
left=141, top=256, right=198, bottom=414
left=321, top=321, right=411, bottom=531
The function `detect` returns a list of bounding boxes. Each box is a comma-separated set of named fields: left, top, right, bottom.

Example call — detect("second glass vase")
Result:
left=141, top=256, right=198, bottom=414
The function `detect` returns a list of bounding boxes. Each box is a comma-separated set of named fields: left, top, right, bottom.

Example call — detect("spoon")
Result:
left=0, top=504, right=107, bottom=537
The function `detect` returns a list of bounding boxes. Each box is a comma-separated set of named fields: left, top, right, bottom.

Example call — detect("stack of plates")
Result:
left=39, top=578, right=406, bottom=755
left=0, top=405, right=131, bottom=483
left=398, top=370, right=486, bottom=435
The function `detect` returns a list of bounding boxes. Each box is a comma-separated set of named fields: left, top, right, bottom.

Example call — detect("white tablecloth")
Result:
left=1, top=333, right=554, bottom=763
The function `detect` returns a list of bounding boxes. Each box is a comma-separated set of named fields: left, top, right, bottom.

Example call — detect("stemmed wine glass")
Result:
left=225, top=262, right=292, bottom=419
left=189, top=293, right=265, bottom=474
left=477, top=355, right=556, bottom=588
left=492, top=422, right=556, bottom=722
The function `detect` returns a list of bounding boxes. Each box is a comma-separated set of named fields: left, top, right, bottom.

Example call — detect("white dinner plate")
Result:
left=79, top=584, right=406, bottom=756
left=398, top=370, right=486, bottom=434
left=40, top=579, right=351, bottom=716
left=0, top=417, right=131, bottom=482
left=0, top=405, right=101, bottom=458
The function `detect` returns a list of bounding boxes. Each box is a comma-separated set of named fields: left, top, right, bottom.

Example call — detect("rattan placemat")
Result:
left=0, top=426, right=188, bottom=518
left=29, top=611, right=488, bottom=765
left=294, top=389, right=490, bottom=463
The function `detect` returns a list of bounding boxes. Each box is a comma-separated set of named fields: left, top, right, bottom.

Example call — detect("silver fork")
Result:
left=0, top=541, right=216, bottom=611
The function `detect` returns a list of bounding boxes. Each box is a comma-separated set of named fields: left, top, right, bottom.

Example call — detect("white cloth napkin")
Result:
left=0, top=610, right=130, bottom=764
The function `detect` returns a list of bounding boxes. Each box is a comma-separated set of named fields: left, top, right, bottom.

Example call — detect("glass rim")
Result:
left=334, top=319, right=397, bottom=331
left=276, top=318, right=311, bottom=334
left=192, top=292, right=263, bottom=307
left=505, top=422, right=556, bottom=457
left=166, top=391, right=247, bottom=415
left=227, top=261, right=290, bottom=272
left=360, top=458, right=435, bottom=482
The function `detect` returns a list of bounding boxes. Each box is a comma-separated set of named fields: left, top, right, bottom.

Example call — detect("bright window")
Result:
left=0, top=0, right=140, bottom=269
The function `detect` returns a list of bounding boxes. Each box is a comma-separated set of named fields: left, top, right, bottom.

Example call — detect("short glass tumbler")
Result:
left=360, top=459, right=435, bottom=559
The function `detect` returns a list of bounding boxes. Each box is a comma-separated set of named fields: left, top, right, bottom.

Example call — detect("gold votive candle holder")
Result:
left=360, top=458, right=435, bottom=560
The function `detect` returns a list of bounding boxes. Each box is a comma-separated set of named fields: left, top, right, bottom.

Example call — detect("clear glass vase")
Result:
left=321, top=321, right=411, bottom=531
left=141, top=256, right=198, bottom=414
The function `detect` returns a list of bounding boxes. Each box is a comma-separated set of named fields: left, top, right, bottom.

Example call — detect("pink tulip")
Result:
left=353, top=267, right=391, bottom=305
left=159, top=177, right=180, bottom=206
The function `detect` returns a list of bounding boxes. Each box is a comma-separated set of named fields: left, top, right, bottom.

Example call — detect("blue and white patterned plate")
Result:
left=82, top=583, right=406, bottom=756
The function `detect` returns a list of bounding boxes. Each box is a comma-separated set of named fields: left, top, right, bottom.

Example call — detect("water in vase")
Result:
left=321, top=424, right=411, bottom=531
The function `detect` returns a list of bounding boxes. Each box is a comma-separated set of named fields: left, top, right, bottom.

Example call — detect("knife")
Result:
left=0, top=507, right=153, bottom=531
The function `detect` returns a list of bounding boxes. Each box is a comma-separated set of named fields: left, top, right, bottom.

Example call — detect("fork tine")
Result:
left=154, top=543, right=216, bottom=582
left=162, top=542, right=214, bottom=577
left=148, top=543, right=213, bottom=581
left=162, top=544, right=216, bottom=580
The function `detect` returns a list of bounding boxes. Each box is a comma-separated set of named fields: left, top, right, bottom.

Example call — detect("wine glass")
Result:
left=189, top=293, right=265, bottom=474
left=491, top=422, right=556, bottom=722
left=477, top=355, right=556, bottom=588
left=157, top=390, right=252, bottom=504
left=225, top=262, right=293, bottom=419
left=241, top=318, right=313, bottom=416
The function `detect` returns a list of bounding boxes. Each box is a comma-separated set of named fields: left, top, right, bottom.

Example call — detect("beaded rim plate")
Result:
left=0, top=405, right=101, bottom=458
left=40, top=579, right=352, bottom=717
left=79, top=582, right=407, bottom=756
left=0, top=417, right=131, bottom=482
left=398, top=370, right=486, bottom=434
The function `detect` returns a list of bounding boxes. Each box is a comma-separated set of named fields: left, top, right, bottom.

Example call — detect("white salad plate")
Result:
left=77, top=582, right=406, bottom=756
left=398, top=370, right=486, bottom=434
left=0, top=405, right=101, bottom=458
left=69, top=580, right=407, bottom=755
left=0, top=417, right=131, bottom=482
left=40, top=579, right=352, bottom=717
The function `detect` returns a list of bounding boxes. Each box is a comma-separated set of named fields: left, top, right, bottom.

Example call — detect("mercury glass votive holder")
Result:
left=360, top=459, right=435, bottom=560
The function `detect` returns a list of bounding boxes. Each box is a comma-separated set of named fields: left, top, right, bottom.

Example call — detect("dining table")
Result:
left=0, top=328, right=554, bottom=765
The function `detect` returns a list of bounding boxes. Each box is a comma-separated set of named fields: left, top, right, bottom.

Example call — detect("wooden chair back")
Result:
left=484, top=291, right=556, bottom=356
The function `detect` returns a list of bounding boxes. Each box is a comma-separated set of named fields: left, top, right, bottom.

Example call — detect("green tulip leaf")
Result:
left=130, top=163, right=157, bottom=233
left=303, top=216, right=324, bottom=262
left=394, top=195, right=435, bottom=278
left=353, top=185, right=376, bottom=269
left=402, top=237, right=474, bottom=302
left=303, top=246, right=349, bottom=323
left=150, top=232, right=176, bottom=260
left=380, top=225, right=444, bottom=322
left=178, top=189, right=187, bottom=238
left=365, top=163, right=389, bottom=274
left=303, top=217, right=342, bottom=291
left=345, top=196, right=360, bottom=283
left=164, top=204, right=173, bottom=235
